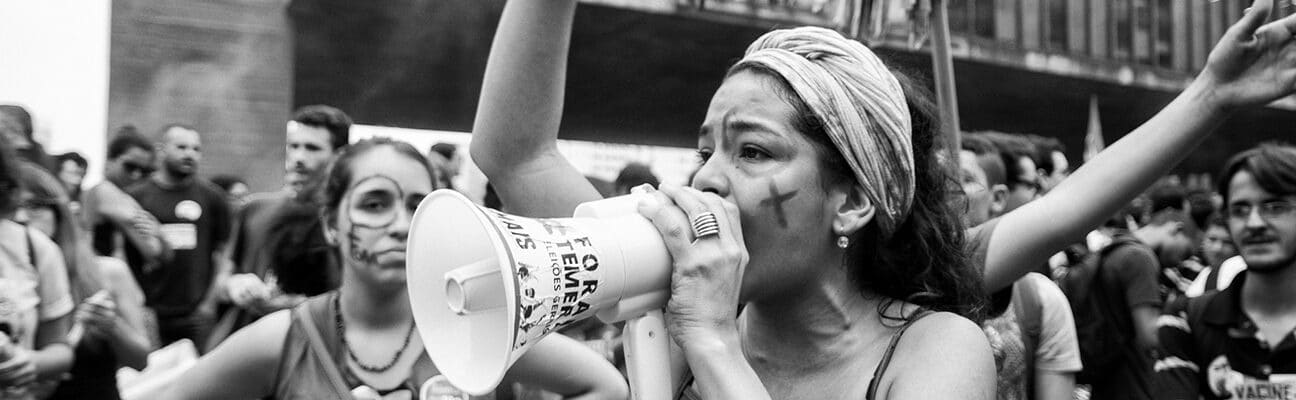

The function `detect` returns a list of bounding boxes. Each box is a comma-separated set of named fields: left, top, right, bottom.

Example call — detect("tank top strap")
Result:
left=865, top=310, right=932, bottom=400
left=273, top=292, right=352, bottom=400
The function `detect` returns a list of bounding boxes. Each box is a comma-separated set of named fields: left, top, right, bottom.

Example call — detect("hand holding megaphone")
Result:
left=632, top=183, right=747, bottom=351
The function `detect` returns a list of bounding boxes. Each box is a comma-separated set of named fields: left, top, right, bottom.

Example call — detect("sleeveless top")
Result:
left=272, top=292, right=483, bottom=400
left=47, top=335, right=119, bottom=400
left=675, top=311, right=932, bottom=400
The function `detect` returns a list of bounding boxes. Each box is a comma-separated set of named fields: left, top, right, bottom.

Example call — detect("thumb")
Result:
left=1229, top=0, right=1276, bottom=41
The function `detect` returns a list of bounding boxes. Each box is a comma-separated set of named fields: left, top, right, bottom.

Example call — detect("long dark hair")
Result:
left=732, top=65, right=987, bottom=323
left=15, top=161, right=104, bottom=302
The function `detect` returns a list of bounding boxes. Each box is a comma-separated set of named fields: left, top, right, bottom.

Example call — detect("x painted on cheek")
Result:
left=759, top=179, right=799, bottom=229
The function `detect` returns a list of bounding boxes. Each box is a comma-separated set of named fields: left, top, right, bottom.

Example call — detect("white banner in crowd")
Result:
left=350, top=125, right=698, bottom=204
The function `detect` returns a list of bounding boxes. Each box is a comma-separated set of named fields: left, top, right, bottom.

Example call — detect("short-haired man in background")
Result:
left=1158, top=144, right=1296, bottom=399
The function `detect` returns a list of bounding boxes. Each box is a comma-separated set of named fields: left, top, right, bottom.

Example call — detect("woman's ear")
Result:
left=833, top=185, right=876, bottom=237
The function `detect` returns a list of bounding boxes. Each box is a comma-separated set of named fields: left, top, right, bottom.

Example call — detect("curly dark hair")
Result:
left=732, top=65, right=987, bottom=323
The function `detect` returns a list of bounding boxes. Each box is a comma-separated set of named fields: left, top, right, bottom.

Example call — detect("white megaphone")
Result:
left=407, top=189, right=676, bottom=399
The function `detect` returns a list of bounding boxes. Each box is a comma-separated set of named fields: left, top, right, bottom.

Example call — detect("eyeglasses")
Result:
left=123, top=162, right=154, bottom=176
left=1227, top=200, right=1296, bottom=220
left=17, top=198, right=58, bottom=212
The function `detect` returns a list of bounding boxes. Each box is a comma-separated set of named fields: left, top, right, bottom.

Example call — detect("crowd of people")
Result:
left=1, top=0, right=1296, bottom=399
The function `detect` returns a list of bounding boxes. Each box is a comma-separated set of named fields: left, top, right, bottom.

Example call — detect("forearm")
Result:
left=682, top=334, right=771, bottom=400
left=471, top=0, right=602, bottom=217
left=120, top=223, right=169, bottom=261
left=987, top=81, right=1228, bottom=290
left=205, top=251, right=234, bottom=307
left=471, top=0, right=577, bottom=177
left=1034, top=370, right=1077, bottom=400
left=104, top=318, right=151, bottom=370
left=31, top=343, right=72, bottom=380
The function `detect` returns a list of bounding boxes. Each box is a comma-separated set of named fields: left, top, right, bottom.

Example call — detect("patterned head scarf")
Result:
left=734, top=27, right=915, bottom=238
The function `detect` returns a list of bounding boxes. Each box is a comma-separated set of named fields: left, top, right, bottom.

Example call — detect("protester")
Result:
left=428, top=142, right=462, bottom=190
left=982, top=132, right=1041, bottom=213
left=124, top=124, right=232, bottom=351
left=1185, top=213, right=1242, bottom=297
left=209, top=175, right=249, bottom=209
left=1158, top=143, right=1296, bottom=400
left=53, top=152, right=86, bottom=203
left=1086, top=209, right=1176, bottom=399
left=82, top=127, right=170, bottom=264
left=0, top=105, right=56, bottom=173
left=212, top=105, right=350, bottom=350
left=612, top=163, right=659, bottom=196
left=164, top=138, right=629, bottom=399
left=470, top=0, right=1296, bottom=397
left=0, top=142, right=74, bottom=399
left=1024, top=134, right=1069, bottom=193
left=958, top=133, right=1081, bottom=400
left=11, top=162, right=152, bottom=400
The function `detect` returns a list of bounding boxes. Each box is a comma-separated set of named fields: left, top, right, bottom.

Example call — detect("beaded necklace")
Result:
left=334, top=295, right=417, bottom=373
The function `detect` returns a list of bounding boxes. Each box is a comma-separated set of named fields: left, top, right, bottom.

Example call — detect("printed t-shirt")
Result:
left=1157, top=271, right=1296, bottom=400
left=125, top=178, right=231, bottom=317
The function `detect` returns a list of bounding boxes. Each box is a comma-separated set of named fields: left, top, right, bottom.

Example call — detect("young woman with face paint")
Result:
left=166, top=138, right=628, bottom=400
left=471, top=0, right=1296, bottom=398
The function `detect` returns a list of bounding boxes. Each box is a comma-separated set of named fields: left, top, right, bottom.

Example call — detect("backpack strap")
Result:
left=293, top=299, right=354, bottom=398
left=1013, top=276, right=1044, bottom=396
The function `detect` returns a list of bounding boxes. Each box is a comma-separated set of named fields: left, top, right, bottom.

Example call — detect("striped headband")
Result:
left=734, top=27, right=915, bottom=238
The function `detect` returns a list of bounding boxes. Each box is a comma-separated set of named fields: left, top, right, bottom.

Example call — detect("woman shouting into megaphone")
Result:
left=472, top=0, right=1296, bottom=398
left=164, top=138, right=628, bottom=399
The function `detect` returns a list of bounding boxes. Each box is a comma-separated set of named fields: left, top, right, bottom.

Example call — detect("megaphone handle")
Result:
left=624, top=310, right=672, bottom=400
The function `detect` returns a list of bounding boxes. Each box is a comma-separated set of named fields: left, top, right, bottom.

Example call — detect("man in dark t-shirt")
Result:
left=1089, top=233, right=1164, bottom=399
left=125, top=124, right=232, bottom=350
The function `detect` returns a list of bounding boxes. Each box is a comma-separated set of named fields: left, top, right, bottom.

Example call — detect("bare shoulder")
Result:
left=166, top=310, right=293, bottom=399
left=880, top=312, right=994, bottom=400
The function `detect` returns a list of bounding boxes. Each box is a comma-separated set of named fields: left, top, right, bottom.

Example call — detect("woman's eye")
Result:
left=696, top=149, right=713, bottom=164
left=739, top=146, right=771, bottom=161
left=360, top=200, right=390, bottom=212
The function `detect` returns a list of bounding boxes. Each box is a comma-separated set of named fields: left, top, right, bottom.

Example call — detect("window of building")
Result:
left=1046, top=0, right=1067, bottom=51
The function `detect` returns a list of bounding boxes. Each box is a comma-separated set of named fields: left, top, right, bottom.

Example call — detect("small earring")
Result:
left=837, top=236, right=849, bottom=249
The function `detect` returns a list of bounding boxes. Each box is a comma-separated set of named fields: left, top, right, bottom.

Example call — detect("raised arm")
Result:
left=984, top=0, right=1296, bottom=290
left=470, top=0, right=602, bottom=218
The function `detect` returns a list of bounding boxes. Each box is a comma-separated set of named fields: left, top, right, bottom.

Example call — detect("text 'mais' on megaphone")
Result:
left=407, top=189, right=672, bottom=396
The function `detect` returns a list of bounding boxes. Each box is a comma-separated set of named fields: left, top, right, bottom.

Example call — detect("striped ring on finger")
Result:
left=691, top=211, right=720, bottom=240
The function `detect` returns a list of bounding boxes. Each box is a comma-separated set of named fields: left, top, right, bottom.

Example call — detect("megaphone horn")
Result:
left=407, top=190, right=674, bottom=397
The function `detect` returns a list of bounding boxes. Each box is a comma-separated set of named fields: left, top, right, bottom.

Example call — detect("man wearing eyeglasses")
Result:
left=82, top=126, right=171, bottom=264
left=956, top=133, right=1083, bottom=400
left=1157, top=144, right=1296, bottom=400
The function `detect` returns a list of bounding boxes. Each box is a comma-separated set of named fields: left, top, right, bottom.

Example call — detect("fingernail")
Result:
left=631, top=183, right=656, bottom=194
left=637, top=196, right=661, bottom=212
